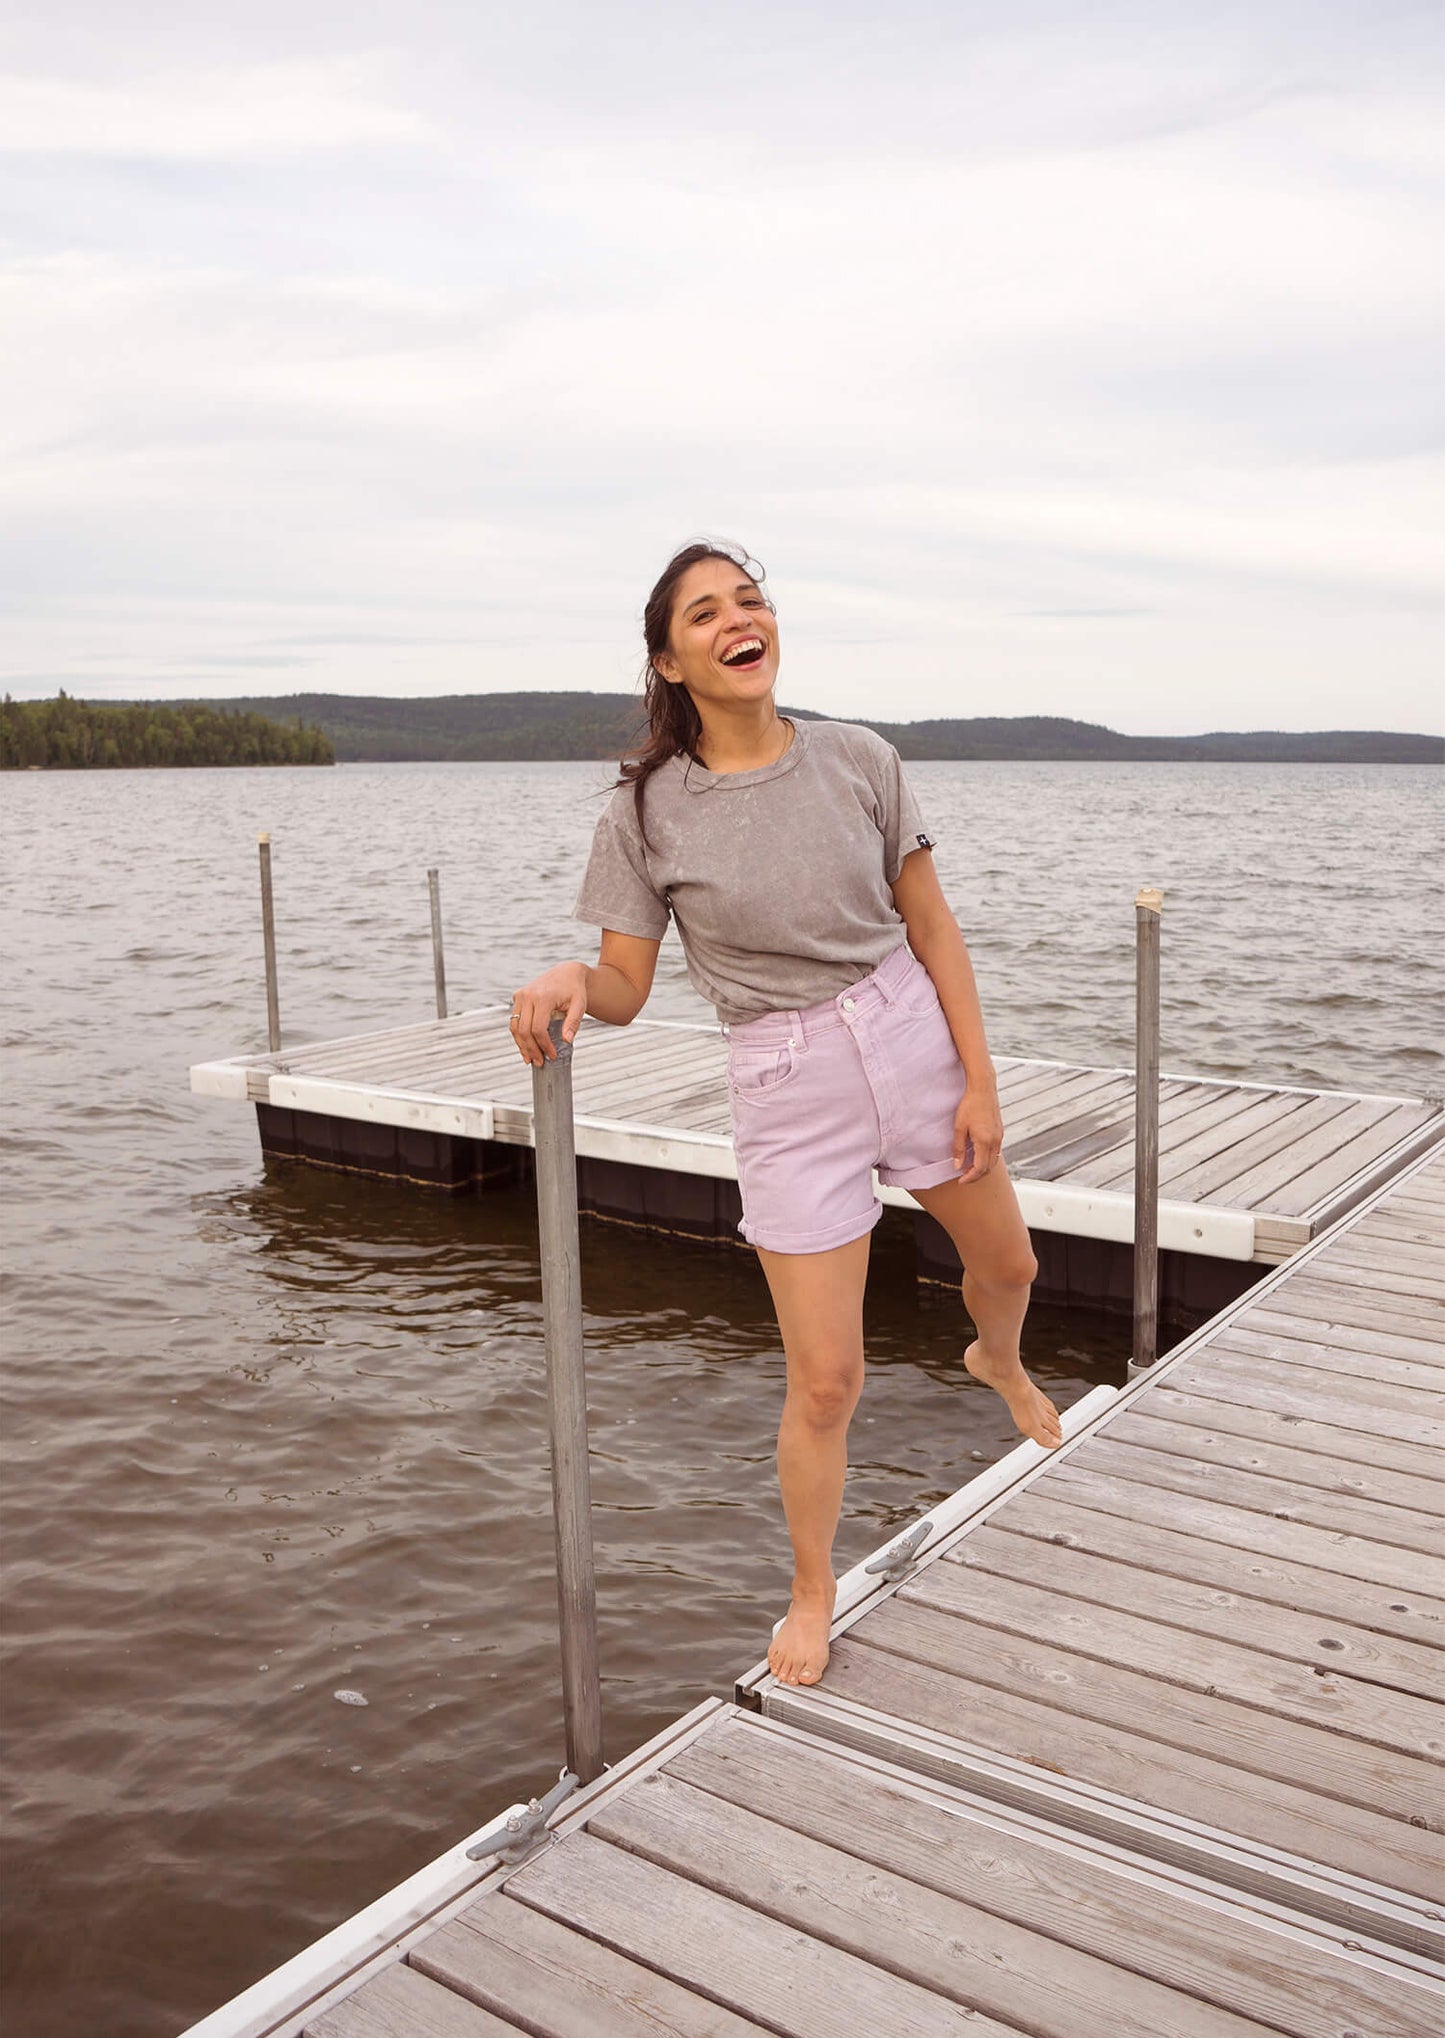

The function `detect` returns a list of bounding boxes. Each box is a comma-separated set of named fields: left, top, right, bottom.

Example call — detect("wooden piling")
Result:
left=258, top=833, right=281, bottom=1053
left=427, top=869, right=447, bottom=1020
left=532, top=1016, right=604, bottom=1784
left=1132, top=885, right=1163, bottom=1370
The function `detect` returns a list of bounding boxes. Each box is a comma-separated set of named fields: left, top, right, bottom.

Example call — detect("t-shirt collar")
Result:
left=676, top=715, right=809, bottom=794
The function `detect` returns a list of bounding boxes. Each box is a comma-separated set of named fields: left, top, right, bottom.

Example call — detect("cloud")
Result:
left=0, top=1, right=1441, bottom=732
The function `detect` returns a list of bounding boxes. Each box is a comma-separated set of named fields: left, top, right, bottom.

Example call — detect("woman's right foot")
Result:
left=768, top=1580, right=836, bottom=1686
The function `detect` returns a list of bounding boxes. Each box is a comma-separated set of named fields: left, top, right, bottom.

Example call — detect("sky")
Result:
left=2, top=1, right=1441, bottom=734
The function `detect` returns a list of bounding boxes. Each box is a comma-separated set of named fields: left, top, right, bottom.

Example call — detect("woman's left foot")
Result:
left=964, top=1339, right=1063, bottom=1449
left=768, top=1580, right=836, bottom=1687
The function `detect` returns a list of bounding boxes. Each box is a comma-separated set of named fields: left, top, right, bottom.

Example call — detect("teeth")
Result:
left=722, top=639, right=763, bottom=665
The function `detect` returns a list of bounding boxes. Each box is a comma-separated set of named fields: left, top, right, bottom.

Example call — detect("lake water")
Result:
left=1, top=759, right=1440, bottom=2036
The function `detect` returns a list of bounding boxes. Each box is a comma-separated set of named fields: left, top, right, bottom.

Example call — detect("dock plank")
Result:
left=989, top=1485, right=1445, bottom=1655
left=1143, top=1378, right=1445, bottom=1484
left=950, top=1522, right=1443, bottom=1701
left=1233, top=1301, right=1445, bottom=1369
left=666, top=1718, right=1442, bottom=2038
left=1039, top=1459, right=1440, bottom=1591
left=1159, top=1350, right=1445, bottom=1448
left=848, top=1593, right=1440, bottom=1827
left=816, top=1640, right=1442, bottom=1898
left=902, top=1558, right=1443, bottom=1761
left=1208, top=1321, right=1444, bottom=1391
left=586, top=1767, right=1281, bottom=2038
left=1101, top=1403, right=1445, bottom=1516
left=1054, top=1433, right=1443, bottom=1559
left=305, top=1960, right=526, bottom=2037
left=507, top=1829, right=1006, bottom=2038
left=415, top=1898, right=773, bottom=2037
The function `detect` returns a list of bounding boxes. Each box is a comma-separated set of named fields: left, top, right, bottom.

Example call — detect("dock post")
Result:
left=532, top=1017, right=605, bottom=1784
left=1130, top=886, right=1164, bottom=1376
left=427, top=868, right=448, bottom=1020
left=258, top=833, right=281, bottom=1052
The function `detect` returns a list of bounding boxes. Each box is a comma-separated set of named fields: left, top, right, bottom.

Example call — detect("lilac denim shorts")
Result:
left=723, top=941, right=972, bottom=1254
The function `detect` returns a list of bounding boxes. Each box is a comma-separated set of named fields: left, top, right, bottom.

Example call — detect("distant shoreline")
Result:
left=7, top=690, right=1441, bottom=766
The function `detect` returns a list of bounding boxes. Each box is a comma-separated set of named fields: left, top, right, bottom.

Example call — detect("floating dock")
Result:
left=192, top=1004, right=1444, bottom=1323
left=184, top=1136, right=1444, bottom=2037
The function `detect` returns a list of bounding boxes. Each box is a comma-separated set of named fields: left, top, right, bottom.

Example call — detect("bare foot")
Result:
left=768, top=1580, right=836, bottom=1687
left=964, top=1339, right=1064, bottom=1449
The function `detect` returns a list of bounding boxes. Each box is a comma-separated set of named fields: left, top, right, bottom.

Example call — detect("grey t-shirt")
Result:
left=571, top=716, right=936, bottom=1024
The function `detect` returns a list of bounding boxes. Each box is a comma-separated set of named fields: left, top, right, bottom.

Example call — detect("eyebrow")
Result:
left=681, top=581, right=758, bottom=617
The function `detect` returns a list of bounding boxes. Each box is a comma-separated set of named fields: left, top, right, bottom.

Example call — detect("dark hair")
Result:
left=616, top=539, right=771, bottom=842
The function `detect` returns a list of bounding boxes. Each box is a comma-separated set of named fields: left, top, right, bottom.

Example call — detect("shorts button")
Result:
left=842, top=997, right=856, bottom=1011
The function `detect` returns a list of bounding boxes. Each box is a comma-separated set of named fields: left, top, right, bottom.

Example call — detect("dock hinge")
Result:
left=466, top=1767, right=582, bottom=1865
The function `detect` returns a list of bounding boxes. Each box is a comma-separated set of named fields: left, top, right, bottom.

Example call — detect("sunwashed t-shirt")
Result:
left=571, top=717, right=936, bottom=1025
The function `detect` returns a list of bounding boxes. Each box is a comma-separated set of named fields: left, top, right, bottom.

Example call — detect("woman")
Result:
left=509, top=540, right=1062, bottom=1690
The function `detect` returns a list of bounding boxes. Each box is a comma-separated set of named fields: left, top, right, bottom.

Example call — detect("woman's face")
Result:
left=655, top=557, right=780, bottom=707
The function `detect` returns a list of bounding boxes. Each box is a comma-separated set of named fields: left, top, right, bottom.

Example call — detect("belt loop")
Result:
left=788, top=1004, right=805, bottom=1044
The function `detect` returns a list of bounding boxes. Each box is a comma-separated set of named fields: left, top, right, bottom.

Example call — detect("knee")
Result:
left=787, top=1361, right=863, bottom=1431
left=967, top=1246, right=1038, bottom=1292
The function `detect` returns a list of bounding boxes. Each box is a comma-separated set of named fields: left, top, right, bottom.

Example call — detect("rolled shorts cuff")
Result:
left=876, top=1155, right=969, bottom=1192
left=740, top=1201, right=884, bottom=1255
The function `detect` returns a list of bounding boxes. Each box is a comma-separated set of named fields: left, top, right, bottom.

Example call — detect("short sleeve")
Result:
left=572, top=790, right=671, bottom=939
left=875, top=742, right=936, bottom=884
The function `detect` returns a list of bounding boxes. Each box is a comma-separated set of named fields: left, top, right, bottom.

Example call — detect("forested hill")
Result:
left=126, top=691, right=1442, bottom=764
left=2, top=692, right=333, bottom=769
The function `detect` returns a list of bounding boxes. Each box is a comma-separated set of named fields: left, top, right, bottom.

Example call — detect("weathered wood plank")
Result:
left=1052, top=1434, right=1444, bottom=1561
left=1162, top=1094, right=1361, bottom=1205
left=1233, top=1303, right=1445, bottom=1371
left=304, top=1960, right=525, bottom=2038
left=1325, top=1233, right=1445, bottom=1278
left=1104, top=1403, right=1445, bottom=1517
left=951, top=1518, right=1443, bottom=1700
left=508, top=1828, right=1005, bottom=2038
left=1163, top=1350, right=1445, bottom=1449
left=1296, top=1247, right=1442, bottom=1296
left=418, top=1896, right=772, bottom=2037
left=817, top=1641, right=1442, bottom=1898
left=901, top=1558, right=1444, bottom=1762
left=991, top=1485, right=1445, bottom=1654
left=1154, top=1093, right=1322, bottom=1197
left=852, top=1594, right=1441, bottom=1827
left=1077, top=1085, right=1268, bottom=1192
left=1270, top=1109, right=1444, bottom=1217
left=1208, top=1322, right=1443, bottom=1392
left=587, top=1766, right=1283, bottom=2038
left=1145, top=1378, right=1445, bottom=1484
left=1041, top=1459, right=1441, bottom=1592
left=1210, top=1100, right=1411, bottom=1214
left=665, top=1717, right=1442, bottom=2038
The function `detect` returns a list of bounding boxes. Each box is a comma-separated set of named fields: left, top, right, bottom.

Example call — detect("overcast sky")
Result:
left=2, top=1, right=1440, bottom=733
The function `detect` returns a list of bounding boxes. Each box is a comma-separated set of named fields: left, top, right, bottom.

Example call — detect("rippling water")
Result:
left=1, top=759, right=1439, bottom=2036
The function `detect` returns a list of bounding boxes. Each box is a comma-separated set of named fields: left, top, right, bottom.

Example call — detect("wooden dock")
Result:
left=192, top=1005, right=1442, bottom=1322
left=184, top=1137, right=1444, bottom=2038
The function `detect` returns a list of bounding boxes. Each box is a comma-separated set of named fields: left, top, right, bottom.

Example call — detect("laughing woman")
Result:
left=509, top=540, right=1062, bottom=1690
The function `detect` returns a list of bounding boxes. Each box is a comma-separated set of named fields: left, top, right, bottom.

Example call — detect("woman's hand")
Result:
left=509, top=961, right=589, bottom=1066
left=952, top=1083, right=1004, bottom=1184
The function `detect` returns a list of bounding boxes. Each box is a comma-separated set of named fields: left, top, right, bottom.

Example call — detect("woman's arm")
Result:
left=511, top=929, right=661, bottom=1066
left=890, top=849, right=1003, bottom=1179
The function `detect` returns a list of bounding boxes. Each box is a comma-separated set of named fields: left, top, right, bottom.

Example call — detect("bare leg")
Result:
left=755, top=1230, right=872, bottom=1686
left=913, top=1163, right=1062, bottom=1449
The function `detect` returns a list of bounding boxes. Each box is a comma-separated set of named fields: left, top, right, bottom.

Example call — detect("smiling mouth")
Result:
left=719, top=638, right=766, bottom=670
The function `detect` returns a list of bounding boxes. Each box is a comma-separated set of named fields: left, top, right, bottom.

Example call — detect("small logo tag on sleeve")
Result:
left=916, top=832, right=936, bottom=849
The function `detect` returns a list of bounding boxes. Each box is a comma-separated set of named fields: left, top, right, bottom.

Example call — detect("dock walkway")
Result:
left=187, top=1139, right=1444, bottom=2037
left=192, top=1005, right=1444, bottom=1270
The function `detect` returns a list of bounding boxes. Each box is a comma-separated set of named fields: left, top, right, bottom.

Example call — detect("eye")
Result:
left=743, top=596, right=765, bottom=607
left=691, top=607, right=715, bottom=624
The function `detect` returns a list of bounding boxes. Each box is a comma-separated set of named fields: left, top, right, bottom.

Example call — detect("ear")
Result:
left=653, top=650, right=681, bottom=685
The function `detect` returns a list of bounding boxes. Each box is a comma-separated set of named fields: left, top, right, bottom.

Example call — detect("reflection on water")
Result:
left=1, top=760, right=1437, bottom=2036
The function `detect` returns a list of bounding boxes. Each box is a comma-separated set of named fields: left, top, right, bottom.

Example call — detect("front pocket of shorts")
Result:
left=729, top=1042, right=805, bottom=1102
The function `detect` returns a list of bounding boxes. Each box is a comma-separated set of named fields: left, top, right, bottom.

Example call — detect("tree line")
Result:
left=0, top=693, right=335, bottom=769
